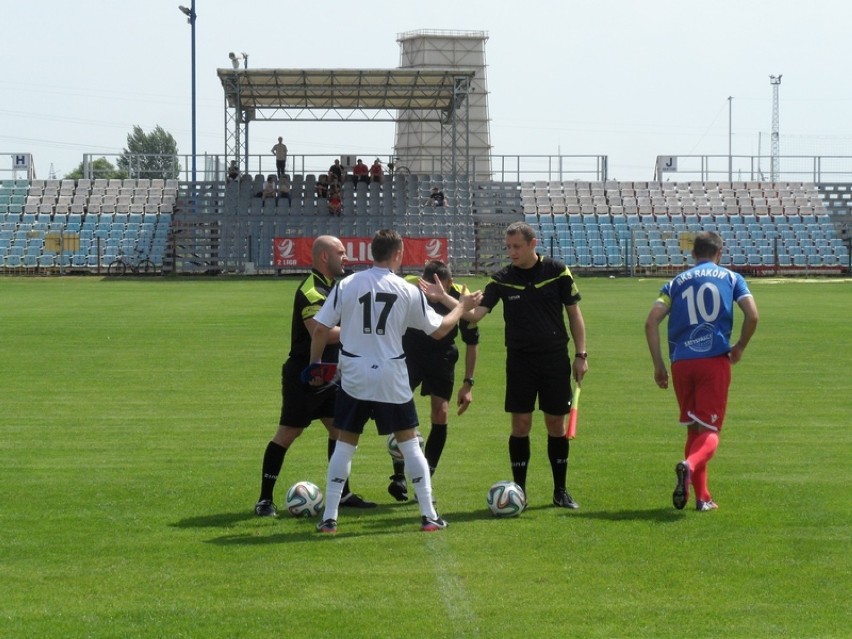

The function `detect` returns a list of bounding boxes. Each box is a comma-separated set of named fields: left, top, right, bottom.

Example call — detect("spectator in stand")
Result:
left=329, top=159, right=344, bottom=186
left=352, top=159, right=369, bottom=186
left=261, top=175, right=277, bottom=207
left=427, top=186, right=448, bottom=208
left=328, top=173, right=342, bottom=193
left=278, top=174, right=292, bottom=208
left=370, top=158, right=385, bottom=184
left=316, top=174, right=330, bottom=199
left=227, top=160, right=240, bottom=183
left=328, top=185, right=343, bottom=217
left=253, top=174, right=265, bottom=198
left=271, top=136, right=288, bottom=178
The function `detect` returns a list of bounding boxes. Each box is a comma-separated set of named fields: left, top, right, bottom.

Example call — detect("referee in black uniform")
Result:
left=254, top=235, right=375, bottom=516
left=387, top=260, right=480, bottom=501
left=469, top=221, right=588, bottom=508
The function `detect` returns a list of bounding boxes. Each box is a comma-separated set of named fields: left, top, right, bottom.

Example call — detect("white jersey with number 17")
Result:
left=314, top=266, right=445, bottom=403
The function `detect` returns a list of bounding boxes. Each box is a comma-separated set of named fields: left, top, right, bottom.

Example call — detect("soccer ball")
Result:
left=284, top=481, right=324, bottom=518
left=486, top=481, right=527, bottom=517
left=386, top=430, right=425, bottom=461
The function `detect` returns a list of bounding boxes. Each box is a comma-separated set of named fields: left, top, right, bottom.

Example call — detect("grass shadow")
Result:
left=170, top=511, right=256, bottom=529
left=205, top=519, right=437, bottom=545
left=168, top=499, right=416, bottom=528
left=205, top=529, right=321, bottom=546
left=572, top=507, right=683, bottom=523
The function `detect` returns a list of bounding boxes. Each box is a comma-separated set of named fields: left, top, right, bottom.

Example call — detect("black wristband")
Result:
left=463, top=377, right=475, bottom=386
left=575, top=352, right=588, bottom=360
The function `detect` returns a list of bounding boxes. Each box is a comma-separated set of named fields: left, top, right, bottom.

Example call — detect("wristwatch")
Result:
left=575, top=352, right=588, bottom=360
left=463, top=377, right=475, bottom=386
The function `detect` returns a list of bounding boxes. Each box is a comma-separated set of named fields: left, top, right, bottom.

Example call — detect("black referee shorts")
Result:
left=279, top=359, right=336, bottom=428
left=406, top=345, right=458, bottom=402
left=505, top=347, right=572, bottom=416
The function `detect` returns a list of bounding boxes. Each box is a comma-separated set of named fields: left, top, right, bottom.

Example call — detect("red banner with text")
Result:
left=273, top=236, right=448, bottom=268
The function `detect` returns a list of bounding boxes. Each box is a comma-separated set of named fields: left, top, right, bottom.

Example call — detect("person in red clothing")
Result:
left=352, top=158, right=369, bottom=186
left=328, top=185, right=343, bottom=216
left=370, top=158, right=384, bottom=184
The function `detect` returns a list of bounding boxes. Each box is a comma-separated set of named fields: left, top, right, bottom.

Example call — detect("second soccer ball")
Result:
left=386, top=430, right=425, bottom=461
left=486, top=480, right=527, bottom=517
left=284, top=480, right=324, bottom=518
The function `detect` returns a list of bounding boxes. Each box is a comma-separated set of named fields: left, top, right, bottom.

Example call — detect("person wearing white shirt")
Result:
left=307, top=229, right=482, bottom=534
left=271, top=136, right=288, bottom=178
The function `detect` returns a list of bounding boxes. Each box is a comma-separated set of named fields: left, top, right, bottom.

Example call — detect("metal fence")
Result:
left=654, top=154, right=852, bottom=184
left=74, top=153, right=610, bottom=184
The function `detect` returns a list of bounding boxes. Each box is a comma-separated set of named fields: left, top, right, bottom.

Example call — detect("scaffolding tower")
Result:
left=395, top=30, right=492, bottom=180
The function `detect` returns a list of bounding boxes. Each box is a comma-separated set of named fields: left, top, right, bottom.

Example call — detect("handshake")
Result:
left=300, top=362, right=339, bottom=387
left=418, top=274, right=484, bottom=319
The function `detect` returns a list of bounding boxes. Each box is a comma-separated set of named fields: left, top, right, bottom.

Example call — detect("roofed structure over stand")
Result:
left=216, top=67, right=475, bottom=177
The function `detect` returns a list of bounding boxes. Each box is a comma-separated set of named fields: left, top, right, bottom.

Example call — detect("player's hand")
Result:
left=301, top=362, right=339, bottom=387
left=460, top=290, right=483, bottom=310
left=457, top=389, right=472, bottom=415
left=653, top=365, right=669, bottom=389
left=729, top=343, right=745, bottom=364
left=300, top=363, right=323, bottom=387
left=418, top=274, right=445, bottom=302
left=572, top=356, right=588, bottom=384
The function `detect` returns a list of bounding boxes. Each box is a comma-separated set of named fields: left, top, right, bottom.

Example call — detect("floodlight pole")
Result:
left=727, top=96, right=733, bottom=183
left=179, top=2, right=197, bottom=184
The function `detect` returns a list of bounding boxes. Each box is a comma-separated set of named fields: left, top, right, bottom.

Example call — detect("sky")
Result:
left=2, top=0, right=851, bottom=181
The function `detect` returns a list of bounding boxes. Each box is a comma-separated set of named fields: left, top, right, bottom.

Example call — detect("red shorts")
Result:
left=671, top=355, right=731, bottom=431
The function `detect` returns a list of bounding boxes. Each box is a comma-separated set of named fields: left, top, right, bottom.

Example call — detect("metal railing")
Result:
left=74, top=153, right=609, bottom=184
left=6, top=152, right=852, bottom=184
left=655, top=154, right=852, bottom=183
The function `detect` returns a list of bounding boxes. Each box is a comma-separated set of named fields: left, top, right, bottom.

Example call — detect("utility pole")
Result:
left=727, top=96, right=733, bottom=183
left=769, top=74, right=782, bottom=182
left=179, top=3, right=197, bottom=184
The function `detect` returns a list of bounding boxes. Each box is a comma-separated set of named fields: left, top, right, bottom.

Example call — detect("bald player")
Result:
left=254, top=235, right=375, bottom=517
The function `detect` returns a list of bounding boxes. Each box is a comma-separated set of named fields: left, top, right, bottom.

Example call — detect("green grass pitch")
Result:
left=0, top=275, right=849, bottom=638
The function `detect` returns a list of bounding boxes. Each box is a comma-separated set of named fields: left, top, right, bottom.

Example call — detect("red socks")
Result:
left=685, top=430, right=719, bottom=502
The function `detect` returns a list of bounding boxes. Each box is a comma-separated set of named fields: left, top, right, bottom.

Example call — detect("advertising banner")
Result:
left=273, top=236, right=448, bottom=268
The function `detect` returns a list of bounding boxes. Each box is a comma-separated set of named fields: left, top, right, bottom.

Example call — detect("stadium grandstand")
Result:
left=1, top=30, right=850, bottom=277
left=1, top=171, right=849, bottom=277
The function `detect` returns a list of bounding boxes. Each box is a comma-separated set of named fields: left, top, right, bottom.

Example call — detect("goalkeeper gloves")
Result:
left=300, top=362, right=338, bottom=386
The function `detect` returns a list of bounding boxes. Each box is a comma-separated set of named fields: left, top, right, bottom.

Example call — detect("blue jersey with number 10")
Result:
left=657, top=262, right=752, bottom=363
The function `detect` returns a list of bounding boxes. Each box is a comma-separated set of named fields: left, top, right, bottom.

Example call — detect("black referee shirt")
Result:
left=481, top=254, right=581, bottom=352
left=287, top=269, right=339, bottom=363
